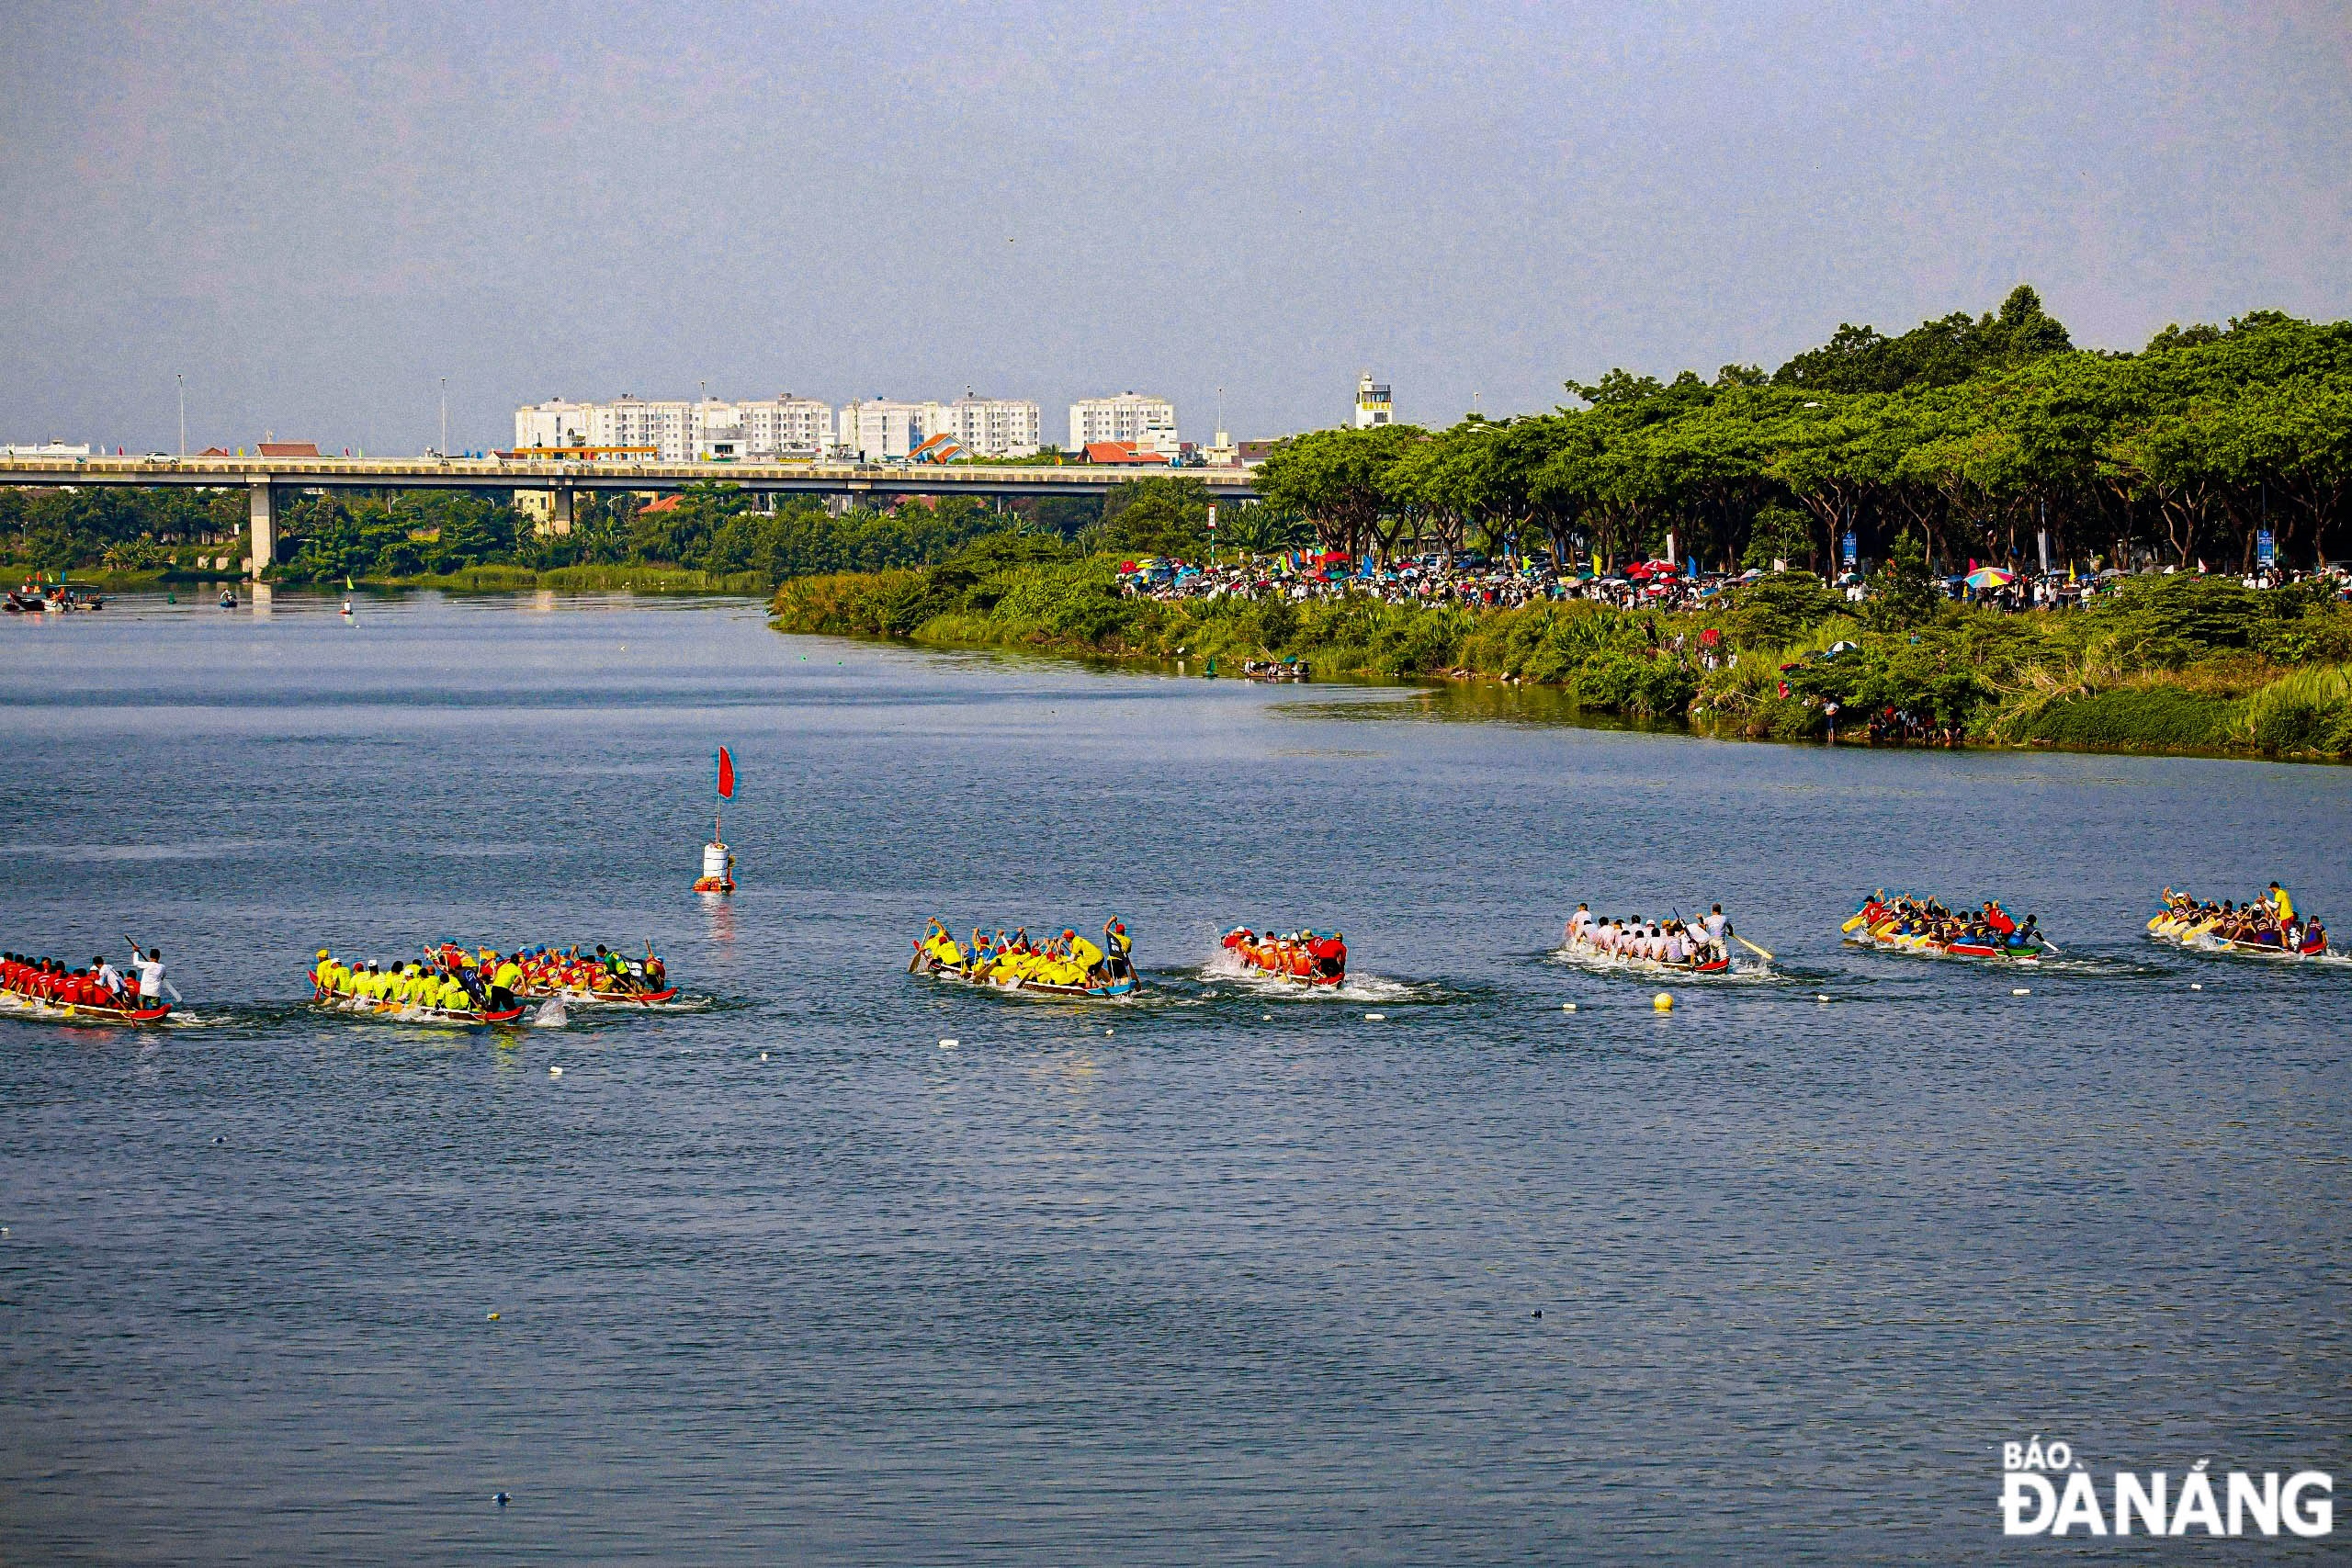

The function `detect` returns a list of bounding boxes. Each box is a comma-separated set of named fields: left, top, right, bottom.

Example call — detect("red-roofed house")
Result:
left=256, top=441, right=321, bottom=457
left=1082, top=441, right=1169, bottom=466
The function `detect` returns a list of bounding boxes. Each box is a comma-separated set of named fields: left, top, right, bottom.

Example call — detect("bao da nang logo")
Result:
left=2003, top=1436, right=2333, bottom=1538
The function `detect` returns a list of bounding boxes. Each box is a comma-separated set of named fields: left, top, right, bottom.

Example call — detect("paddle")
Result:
left=1736, top=934, right=1775, bottom=963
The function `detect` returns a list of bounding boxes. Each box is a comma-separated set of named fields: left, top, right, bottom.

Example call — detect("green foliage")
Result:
left=1863, top=530, right=1943, bottom=631
left=2013, top=686, right=2243, bottom=752
left=1773, top=285, right=2075, bottom=393
left=1726, top=570, right=1848, bottom=647
left=2240, top=664, right=2352, bottom=755
left=1085, top=477, right=1216, bottom=559
left=1742, top=504, right=1814, bottom=569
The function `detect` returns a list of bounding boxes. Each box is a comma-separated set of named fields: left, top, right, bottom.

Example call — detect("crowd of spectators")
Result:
left=1117, top=550, right=2352, bottom=614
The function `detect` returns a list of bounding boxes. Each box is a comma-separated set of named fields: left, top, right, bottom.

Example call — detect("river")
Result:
left=3, top=590, right=2346, bottom=1563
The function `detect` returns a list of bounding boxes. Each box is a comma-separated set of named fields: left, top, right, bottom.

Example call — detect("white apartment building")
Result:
left=516, top=396, right=831, bottom=462
left=939, top=395, right=1042, bottom=458
left=835, top=399, right=947, bottom=461
left=1069, top=392, right=1178, bottom=456
left=731, top=396, right=834, bottom=459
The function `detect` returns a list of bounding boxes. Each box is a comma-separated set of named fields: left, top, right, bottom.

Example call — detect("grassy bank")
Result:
left=770, top=541, right=2352, bottom=761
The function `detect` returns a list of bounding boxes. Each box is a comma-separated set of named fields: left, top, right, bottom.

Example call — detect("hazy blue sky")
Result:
left=3, top=1, right=2346, bottom=453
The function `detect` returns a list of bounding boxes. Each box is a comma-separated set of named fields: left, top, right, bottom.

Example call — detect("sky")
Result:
left=2, top=0, right=2346, bottom=454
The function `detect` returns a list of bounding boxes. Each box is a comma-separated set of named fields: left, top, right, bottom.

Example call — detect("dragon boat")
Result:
left=507, top=946, right=678, bottom=1004
left=2147, top=890, right=2330, bottom=960
left=1220, top=927, right=1347, bottom=986
left=307, top=971, right=526, bottom=1024
left=1557, top=930, right=1730, bottom=974
left=1841, top=894, right=2046, bottom=961
left=909, top=919, right=1139, bottom=998
left=0, top=989, right=172, bottom=1025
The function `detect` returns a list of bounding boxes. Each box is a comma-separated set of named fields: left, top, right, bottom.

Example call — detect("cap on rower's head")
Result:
left=318, top=949, right=330, bottom=959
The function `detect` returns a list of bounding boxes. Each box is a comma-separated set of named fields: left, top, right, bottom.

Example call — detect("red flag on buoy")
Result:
left=716, top=746, right=735, bottom=799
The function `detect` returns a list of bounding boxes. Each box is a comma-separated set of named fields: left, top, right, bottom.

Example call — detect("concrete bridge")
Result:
left=0, top=454, right=1262, bottom=578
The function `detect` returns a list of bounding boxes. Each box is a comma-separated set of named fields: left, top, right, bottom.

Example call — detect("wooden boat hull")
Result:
left=1, top=991, right=171, bottom=1025
left=1845, top=934, right=2041, bottom=962
left=2149, top=928, right=2327, bottom=961
left=910, top=952, right=1138, bottom=998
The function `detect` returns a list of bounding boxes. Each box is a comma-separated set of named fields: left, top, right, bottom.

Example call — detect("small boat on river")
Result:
left=1842, top=893, right=2047, bottom=961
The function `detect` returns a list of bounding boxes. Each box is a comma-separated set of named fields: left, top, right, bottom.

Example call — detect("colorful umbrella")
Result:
left=1964, top=567, right=2016, bottom=588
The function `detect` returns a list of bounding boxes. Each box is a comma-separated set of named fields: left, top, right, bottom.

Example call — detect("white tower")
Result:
left=1353, top=372, right=1392, bottom=428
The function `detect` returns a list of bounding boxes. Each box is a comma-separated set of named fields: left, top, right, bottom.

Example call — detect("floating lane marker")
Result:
left=939, top=1038, right=958, bottom=1049
left=1364, top=1012, right=1385, bottom=1021
left=1652, top=992, right=1673, bottom=1012
left=2012, top=987, right=2030, bottom=997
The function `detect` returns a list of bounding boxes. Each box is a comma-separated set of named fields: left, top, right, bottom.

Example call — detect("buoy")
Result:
left=1104, top=1027, right=1113, bottom=1035
left=1262, top=1013, right=1272, bottom=1021
left=2189, top=983, right=2202, bottom=991
left=2011, top=987, right=2030, bottom=997
left=1815, top=994, right=1831, bottom=1003
left=548, top=1066, right=562, bottom=1077
left=939, top=1038, right=957, bottom=1048
left=487, top=1311, right=500, bottom=1321
left=1532, top=1309, right=1543, bottom=1318
left=1562, top=1002, right=1576, bottom=1011
left=1364, top=1011, right=1385, bottom=1021
left=760, top=1051, right=768, bottom=1060
left=494, top=1492, right=510, bottom=1506
left=1652, top=992, right=1672, bottom=1011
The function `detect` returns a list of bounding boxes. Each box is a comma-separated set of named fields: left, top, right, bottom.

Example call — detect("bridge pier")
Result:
left=247, top=480, right=276, bottom=580
left=550, top=482, right=574, bottom=536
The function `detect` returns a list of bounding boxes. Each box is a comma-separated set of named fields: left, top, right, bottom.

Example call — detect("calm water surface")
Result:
left=3, top=591, right=2347, bottom=1563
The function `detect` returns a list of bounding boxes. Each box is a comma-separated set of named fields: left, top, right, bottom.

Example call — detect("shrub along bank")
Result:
left=770, top=537, right=2352, bottom=760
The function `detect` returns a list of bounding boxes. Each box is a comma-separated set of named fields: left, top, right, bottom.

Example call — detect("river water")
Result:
left=3, top=591, right=2346, bottom=1563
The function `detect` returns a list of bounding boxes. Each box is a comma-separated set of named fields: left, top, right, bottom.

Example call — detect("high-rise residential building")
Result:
left=1069, top=392, right=1178, bottom=457
left=732, top=396, right=835, bottom=458
left=1353, top=371, right=1393, bottom=428
left=939, top=394, right=1042, bottom=458
left=836, top=399, right=947, bottom=461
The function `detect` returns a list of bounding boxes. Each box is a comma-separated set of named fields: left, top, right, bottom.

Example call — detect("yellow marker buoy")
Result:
left=1653, top=992, right=1673, bottom=1011
left=487, top=1311, right=500, bottom=1321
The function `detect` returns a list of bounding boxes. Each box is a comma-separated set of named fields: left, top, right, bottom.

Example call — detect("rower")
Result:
left=96, top=953, right=126, bottom=1000
left=1566, top=903, right=1593, bottom=944
left=1104, top=919, right=1132, bottom=960
left=128, top=944, right=166, bottom=1005
left=1066, top=928, right=1103, bottom=975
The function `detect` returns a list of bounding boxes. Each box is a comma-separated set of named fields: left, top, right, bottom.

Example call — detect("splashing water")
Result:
left=533, top=996, right=569, bottom=1028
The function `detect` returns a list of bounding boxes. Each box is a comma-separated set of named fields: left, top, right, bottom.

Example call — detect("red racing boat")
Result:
left=1221, top=927, right=1347, bottom=986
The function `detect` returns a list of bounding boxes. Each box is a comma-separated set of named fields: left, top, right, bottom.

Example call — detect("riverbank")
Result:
left=771, top=551, right=2352, bottom=761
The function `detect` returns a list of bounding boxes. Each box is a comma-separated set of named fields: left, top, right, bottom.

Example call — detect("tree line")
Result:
left=1252, top=288, right=2352, bottom=575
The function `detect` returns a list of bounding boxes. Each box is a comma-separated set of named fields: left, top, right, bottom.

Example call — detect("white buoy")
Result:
left=2012, top=987, right=2030, bottom=997
left=2190, top=983, right=2202, bottom=991
left=759, top=1052, right=768, bottom=1060
left=1262, top=1013, right=1272, bottom=1021
left=548, top=1065, right=562, bottom=1077
left=1815, top=994, right=1831, bottom=1003
left=1104, top=1028, right=1114, bottom=1035
left=1562, top=1002, right=1577, bottom=1011
left=939, top=1038, right=958, bottom=1048
left=1364, top=1012, right=1385, bottom=1021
